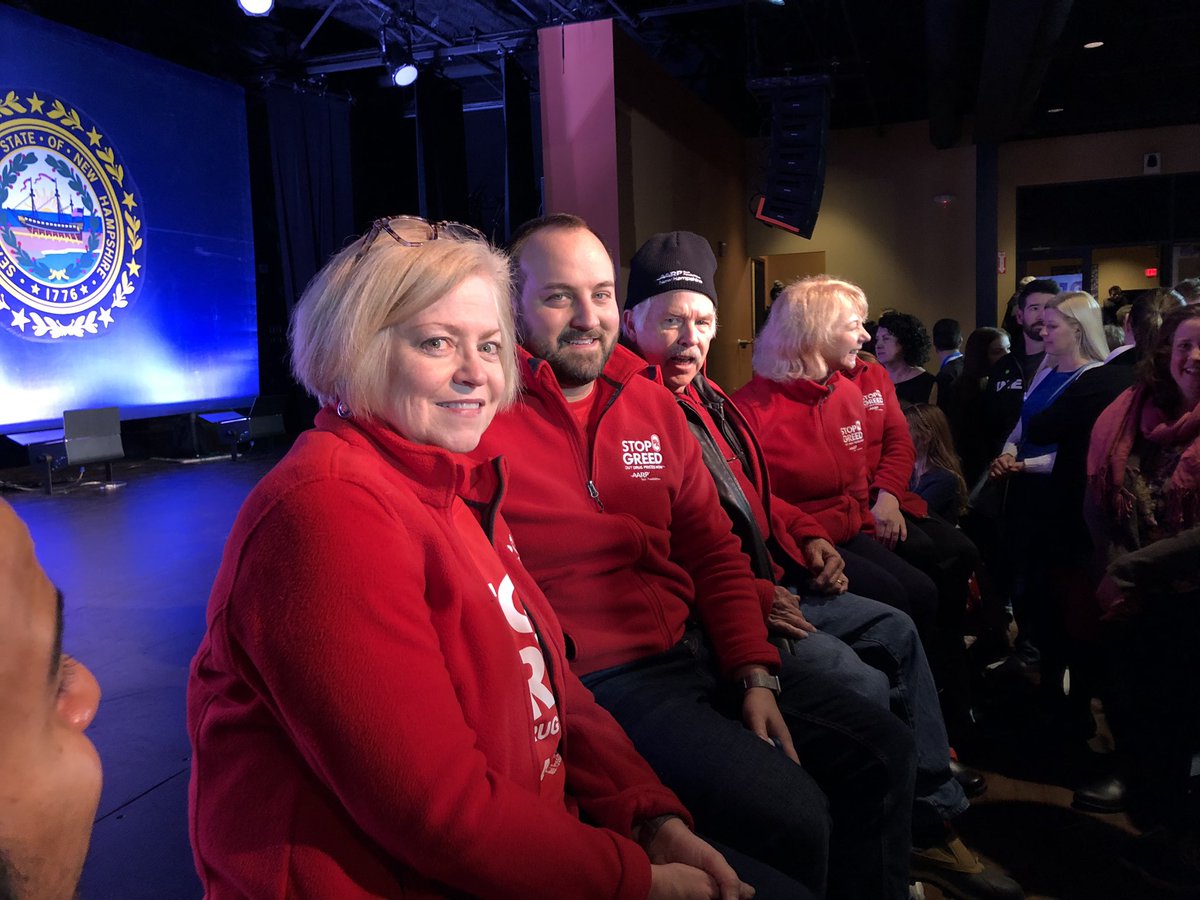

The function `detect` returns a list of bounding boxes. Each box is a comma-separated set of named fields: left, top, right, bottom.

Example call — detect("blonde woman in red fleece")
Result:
left=733, top=276, right=938, bottom=636
left=187, top=216, right=755, bottom=900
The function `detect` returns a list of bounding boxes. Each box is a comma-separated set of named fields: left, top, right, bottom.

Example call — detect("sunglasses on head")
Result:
left=352, top=215, right=487, bottom=263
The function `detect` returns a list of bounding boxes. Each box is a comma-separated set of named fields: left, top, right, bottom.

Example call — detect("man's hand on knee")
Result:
left=767, top=586, right=818, bottom=639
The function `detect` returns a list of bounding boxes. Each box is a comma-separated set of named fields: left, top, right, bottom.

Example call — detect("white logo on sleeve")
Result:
left=862, top=389, right=885, bottom=412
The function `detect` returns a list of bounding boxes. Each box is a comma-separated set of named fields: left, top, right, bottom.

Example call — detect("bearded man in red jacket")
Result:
left=474, top=214, right=917, bottom=900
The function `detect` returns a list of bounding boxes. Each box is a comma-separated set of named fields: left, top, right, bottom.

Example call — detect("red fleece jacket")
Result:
left=189, top=408, right=687, bottom=899
left=732, top=373, right=874, bottom=545
left=842, top=358, right=929, bottom=517
left=474, top=344, right=779, bottom=678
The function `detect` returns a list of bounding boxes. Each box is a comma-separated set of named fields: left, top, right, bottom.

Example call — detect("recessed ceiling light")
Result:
left=1083, top=40, right=1105, bottom=49
left=1047, top=107, right=1065, bottom=114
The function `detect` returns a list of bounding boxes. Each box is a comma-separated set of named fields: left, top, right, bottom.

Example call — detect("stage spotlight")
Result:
left=238, top=0, right=274, bottom=16
left=391, top=61, right=419, bottom=87
left=381, top=25, right=418, bottom=87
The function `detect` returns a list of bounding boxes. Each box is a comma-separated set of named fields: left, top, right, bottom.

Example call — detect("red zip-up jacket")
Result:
left=474, top=345, right=780, bottom=679
left=842, top=358, right=929, bottom=518
left=189, top=408, right=687, bottom=899
left=731, top=373, right=874, bottom=545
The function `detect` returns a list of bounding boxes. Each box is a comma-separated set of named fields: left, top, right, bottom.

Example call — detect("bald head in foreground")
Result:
left=0, top=500, right=102, bottom=900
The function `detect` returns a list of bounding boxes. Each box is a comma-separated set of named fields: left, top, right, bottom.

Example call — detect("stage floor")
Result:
left=3, top=453, right=1166, bottom=900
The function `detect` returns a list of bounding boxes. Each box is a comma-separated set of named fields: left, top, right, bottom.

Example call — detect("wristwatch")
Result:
left=635, top=814, right=682, bottom=850
left=739, top=672, right=782, bottom=695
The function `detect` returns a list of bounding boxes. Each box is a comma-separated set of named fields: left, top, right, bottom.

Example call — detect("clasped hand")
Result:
left=646, top=818, right=756, bottom=900
left=988, top=453, right=1024, bottom=480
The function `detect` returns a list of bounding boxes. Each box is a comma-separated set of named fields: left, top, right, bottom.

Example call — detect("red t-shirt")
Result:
left=566, top=384, right=603, bottom=438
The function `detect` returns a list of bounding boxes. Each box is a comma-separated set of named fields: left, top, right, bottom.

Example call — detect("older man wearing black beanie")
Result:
left=622, top=230, right=1025, bottom=900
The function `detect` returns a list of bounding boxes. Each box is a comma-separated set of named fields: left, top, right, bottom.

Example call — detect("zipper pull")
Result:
left=586, top=480, right=604, bottom=511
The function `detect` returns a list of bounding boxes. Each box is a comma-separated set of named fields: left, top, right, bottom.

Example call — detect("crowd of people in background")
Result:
left=871, top=275, right=1200, bottom=893
left=4, top=212, right=1199, bottom=900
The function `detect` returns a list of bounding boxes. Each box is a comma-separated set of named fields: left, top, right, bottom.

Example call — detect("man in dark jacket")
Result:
left=621, top=230, right=1024, bottom=900
left=981, top=279, right=1057, bottom=455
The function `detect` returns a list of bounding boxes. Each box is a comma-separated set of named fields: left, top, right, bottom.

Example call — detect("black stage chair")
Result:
left=200, top=396, right=286, bottom=460
left=37, top=406, right=126, bottom=495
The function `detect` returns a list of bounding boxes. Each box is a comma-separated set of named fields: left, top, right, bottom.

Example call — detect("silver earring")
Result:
left=335, top=401, right=352, bottom=419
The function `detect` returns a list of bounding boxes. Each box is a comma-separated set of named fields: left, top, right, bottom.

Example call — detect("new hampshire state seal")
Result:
left=0, top=88, right=144, bottom=341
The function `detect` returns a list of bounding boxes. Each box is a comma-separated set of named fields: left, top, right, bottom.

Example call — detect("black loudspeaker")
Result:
left=753, top=77, right=830, bottom=238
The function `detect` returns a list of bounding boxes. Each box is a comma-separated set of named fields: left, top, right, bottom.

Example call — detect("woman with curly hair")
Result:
left=875, top=311, right=937, bottom=405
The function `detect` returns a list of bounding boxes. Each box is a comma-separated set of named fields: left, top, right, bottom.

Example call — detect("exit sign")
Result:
left=1146, top=267, right=1158, bottom=277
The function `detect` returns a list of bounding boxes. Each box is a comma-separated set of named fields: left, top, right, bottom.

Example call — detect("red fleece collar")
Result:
left=314, top=406, right=504, bottom=509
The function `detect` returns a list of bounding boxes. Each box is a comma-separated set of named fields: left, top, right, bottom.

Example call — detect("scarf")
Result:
left=1087, top=385, right=1200, bottom=535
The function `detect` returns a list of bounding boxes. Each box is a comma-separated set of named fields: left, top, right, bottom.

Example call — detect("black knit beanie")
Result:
left=625, top=231, right=718, bottom=310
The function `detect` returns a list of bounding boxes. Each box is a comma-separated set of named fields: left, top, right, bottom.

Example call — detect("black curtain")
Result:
left=415, top=73, right=469, bottom=223
left=503, top=57, right=539, bottom=241
left=264, top=86, right=354, bottom=312
left=350, top=92, right=419, bottom=229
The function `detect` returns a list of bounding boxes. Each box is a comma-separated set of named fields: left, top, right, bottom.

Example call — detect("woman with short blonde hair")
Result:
left=290, top=222, right=520, bottom=417
left=735, top=274, right=940, bottom=634
left=752, top=275, right=869, bottom=382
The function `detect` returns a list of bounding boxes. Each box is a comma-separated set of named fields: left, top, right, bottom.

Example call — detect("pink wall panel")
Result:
left=537, top=20, right=621, bottom=262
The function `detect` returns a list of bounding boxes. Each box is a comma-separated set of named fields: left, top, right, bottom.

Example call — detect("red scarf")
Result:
left=1088, top=386, right=1200, bottom=533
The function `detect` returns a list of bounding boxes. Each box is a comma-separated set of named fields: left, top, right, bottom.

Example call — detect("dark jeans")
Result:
left=891, top=513, right=983, bottom=740
left=993, top=473, right=1052, bottom=645
left=582, top=630, right=916, bottom=900
left=838, top=532, right=939, bottom=636
left=712, top=841, right=818, bottom=900
left=797, top=592, right=968, bottom=836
